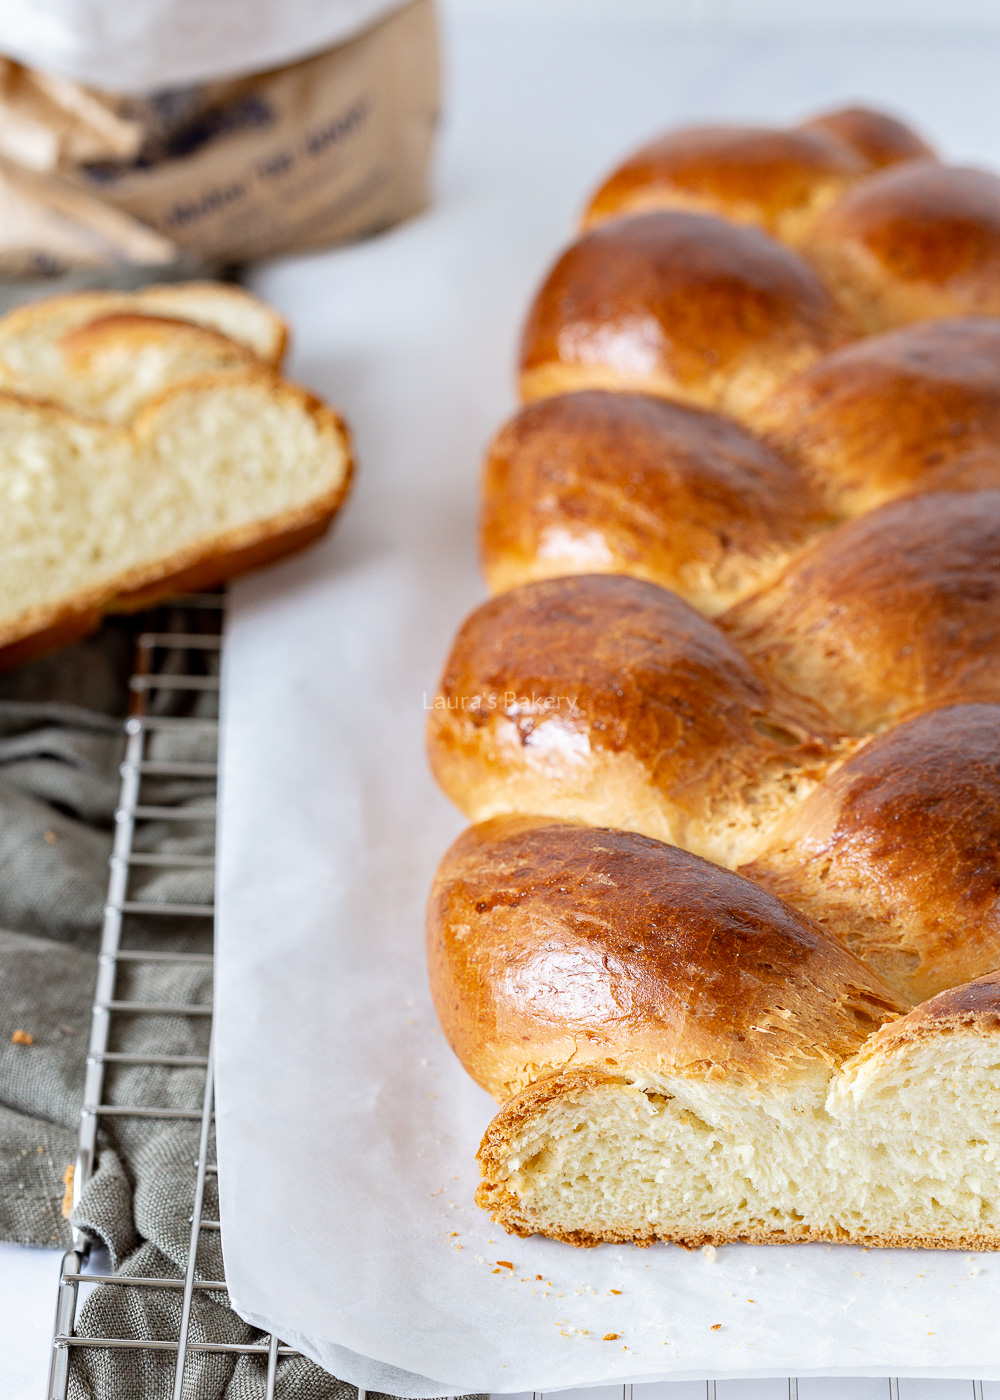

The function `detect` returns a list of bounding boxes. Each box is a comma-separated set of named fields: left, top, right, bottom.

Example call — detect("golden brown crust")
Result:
left=801, top=162, right=1000, bottom=331
left=479, top=390, right=830, bottom=613
left=429, top=818, right=903, bottom=1099
left=836, top=972, right=1000, bottom=1106
left=580, top=124, right=866, bottom=241
left=0, top=603, right=105, bottom=673
left=107, top=499, right=343, bottom=612
left=0, top=283, right=288, bottom=369
left=426, top=573, right=845, bottom=866
left=433, top=111, right=1000, bottom=1253
left=863, top=969, right=1000, bottom=1053
left=797, top=106, right=936, bottom=171
left=741, top=703, right=1000, bottom=1004
left=749, top=317, right=1000, bottom=516
left=720, top=490, right=1000, bottom=735
left=476, top=1074, right=1000, bottom=1250
left=518, top=211, right=855, bottom=419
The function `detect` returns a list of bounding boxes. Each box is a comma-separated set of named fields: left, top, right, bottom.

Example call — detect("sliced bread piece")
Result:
left=130, top=283, right=288, bottom=364
left=12, top=313, right=263, bottom=424
left=0, top=369, right=352, bottom=668
left=0, top=282, right=287, bottom=422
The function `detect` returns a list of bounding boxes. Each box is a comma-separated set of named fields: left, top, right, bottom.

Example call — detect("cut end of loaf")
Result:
left=478, top=1019, right=1000, bottom=1249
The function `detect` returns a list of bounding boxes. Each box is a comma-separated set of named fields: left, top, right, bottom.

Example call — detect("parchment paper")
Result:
left=216, top=12, right=1000, bottom=1395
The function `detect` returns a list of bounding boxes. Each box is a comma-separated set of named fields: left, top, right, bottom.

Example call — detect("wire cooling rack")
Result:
left=43, top=599, right=991, bottom=1400
left=45, top=595, right=309, bottom=1400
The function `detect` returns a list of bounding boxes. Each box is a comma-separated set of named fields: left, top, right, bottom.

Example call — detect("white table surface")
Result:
left=6, top=2, right=1000, bottom=1396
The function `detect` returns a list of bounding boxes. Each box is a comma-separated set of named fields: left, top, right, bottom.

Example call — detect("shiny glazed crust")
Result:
left=479, top=390, right=830, bottom=612
left=430, top=108, right=1000, bottom=1251
left=740, top=703, right=1000, bottom=1004
left=518, top=210, right=855, bottom=419
left=748, top=318, right=1000, bottom=515
left=428, top=816, right=904, bottom=1100
left=796, top=106, right=936, bottom=171
left=720, top=490, right=1000, bottom=734
left=426, top=572, right=844, bottom=868
left=580, top=124, right=867, bottom=241
left=800, top=162, right=1000, bottom=330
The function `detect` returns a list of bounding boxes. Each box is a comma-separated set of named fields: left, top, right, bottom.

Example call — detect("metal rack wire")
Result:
left=46, top=596, right=303, bottom=1400
left=43, top=599, right=987, bottom=1400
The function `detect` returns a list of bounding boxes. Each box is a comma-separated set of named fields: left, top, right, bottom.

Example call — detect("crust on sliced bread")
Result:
left=0, top=369, right=351, bottom=669
left=3, top=312, right=265, bottom=425
left=0, top=283, right=286, bottom=376
left=0, top=284, right=288, bottom=427
left=125, top=283, right=288, bottom=364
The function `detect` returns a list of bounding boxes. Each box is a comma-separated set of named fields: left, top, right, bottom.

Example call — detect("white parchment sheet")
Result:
left=216, top=12, right=1000, bottom=1395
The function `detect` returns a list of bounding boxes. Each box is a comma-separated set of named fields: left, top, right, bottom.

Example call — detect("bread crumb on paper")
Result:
left=701, top=1244, right=717, bottom=1261
left=603, top=1333, right=619, bottom=1341
left=11, top=1029, right=33, bottom=1045
left=711, top=1323, right=722, bottom=1331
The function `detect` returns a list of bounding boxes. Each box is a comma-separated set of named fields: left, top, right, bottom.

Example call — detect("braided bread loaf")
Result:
left=426, top=106, right=1000, bottom=1250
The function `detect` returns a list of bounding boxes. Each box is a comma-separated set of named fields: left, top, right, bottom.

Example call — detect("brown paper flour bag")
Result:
left=0, top=58, right=144, bottom=171
left=0, top=0, right=438, bottom=275
left=0, top=152, right=176, bottom=277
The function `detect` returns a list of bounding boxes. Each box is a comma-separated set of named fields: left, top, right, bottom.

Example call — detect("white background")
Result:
left=6, top=0, right=1000, bottom=1396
